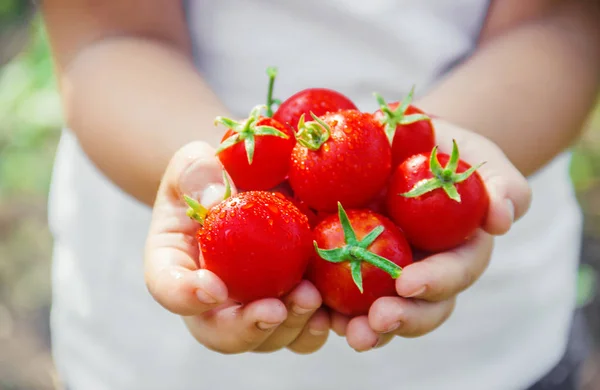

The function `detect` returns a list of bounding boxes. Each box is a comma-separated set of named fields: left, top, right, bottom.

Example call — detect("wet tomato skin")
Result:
left=386, top=153, right=489, bottom=252
left=197, top=191, right=313, bottom=303
left=218, top=117, right=295, bottom=191
left=373, top=103, right=435, bottom=169
left=289, top=110, right=392, bottom=212
left=307, top=209, right=413, bottom=317
left=274, top=88, right=358, bottom=130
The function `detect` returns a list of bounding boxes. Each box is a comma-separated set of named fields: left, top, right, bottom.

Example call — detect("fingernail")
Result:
left=256, top=321, right=281, bottom=331
left=373, top=337, right=383, bottom=348
left=309, top=328, right=328, bottom=336
left=405, top=286, right=426, bottom=298
left=195, top=288, right=218, bottom=304
left=505, top=199, right=515, bottom=223
left=196, top=270, right=226, bottom=303
left=292, top=305, right=313, bottom=316
left=384, top=321, right=402, bottom=333
left=179, top=158, right=225, bottom=206
left=201, top=183, right=227, bottom=206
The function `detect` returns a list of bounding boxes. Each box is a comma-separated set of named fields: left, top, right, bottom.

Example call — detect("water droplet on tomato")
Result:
left=268, top=219, right=274, bottom=226
left=323, top=144, right=330, bottom=153
left=343, top=126, right=352, bottom=134
left=242, top=202, right=254, bottom=210
left=268, top=203, right=279, bottom=214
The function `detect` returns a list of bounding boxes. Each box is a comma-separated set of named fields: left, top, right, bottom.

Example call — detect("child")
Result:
left=42, top=0, right=600, bottom=389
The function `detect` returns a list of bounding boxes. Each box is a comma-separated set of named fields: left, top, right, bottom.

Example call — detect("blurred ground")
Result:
left=0, top=14, right=600, bottom=390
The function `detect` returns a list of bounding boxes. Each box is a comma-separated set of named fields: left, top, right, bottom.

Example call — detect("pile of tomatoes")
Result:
left=184, top=67, right=489, bottom=317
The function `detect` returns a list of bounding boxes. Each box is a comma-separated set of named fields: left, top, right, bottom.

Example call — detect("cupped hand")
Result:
left=144, top=141, right=329, bottom=354
left=332, top=118, right=533, bottom=351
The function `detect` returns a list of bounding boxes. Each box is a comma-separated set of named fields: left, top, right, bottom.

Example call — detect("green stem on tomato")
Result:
left=214, top=104, right=289, bottom=164
left=400, top=139, right=486, bottom=202
left=313, top=202, right=402, bottom=293
left=265, top=66, right=279, bottom=118
left=373, top=86, right=431, bottom=143
left=295, top=112, right=331, bottom=151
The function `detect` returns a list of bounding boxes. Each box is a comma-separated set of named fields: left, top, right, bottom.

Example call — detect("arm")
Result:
left=417, top=0, right=600, bottom=176
left=43, top=0, right=330, bottom=355
left=41, top=0, right=228, bottom=206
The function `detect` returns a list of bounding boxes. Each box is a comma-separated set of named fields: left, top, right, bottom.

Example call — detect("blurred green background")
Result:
left=1, top=7, right=600, bottom=390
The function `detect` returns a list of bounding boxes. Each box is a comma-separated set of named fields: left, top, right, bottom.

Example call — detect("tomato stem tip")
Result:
left=214, top=104, right=289, bottom=164
left=295, top=112, right=332, bottom=151
left=265, top=66, right=279, bottom=118
left=373, top=86, right=430, bottom=143
left=400, top=139, right=486, bottom=202
left=313, top=202, right=403, bottom=293
left=184, top=194, right=208, bottom=225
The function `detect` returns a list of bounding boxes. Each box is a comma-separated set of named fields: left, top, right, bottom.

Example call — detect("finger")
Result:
left=368, top=296, right=456, bottom=338
left=345, top=316, right=379, bottom=352
left=254, top=281, right=322, bottom=352
left=331, top=310, right=351, bottom=336
left=433, top=120, right=532, bottom=235
left=145, top=142, right=234, bottom=315
left=395, top=229, right=493, bottom=301
left=185, top=298, right=288, bottom=354
left=287, top=308, right=331, bottom=354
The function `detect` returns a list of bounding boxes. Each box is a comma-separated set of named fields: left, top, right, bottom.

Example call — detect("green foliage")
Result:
left=0, top=18, right=63, bottom=198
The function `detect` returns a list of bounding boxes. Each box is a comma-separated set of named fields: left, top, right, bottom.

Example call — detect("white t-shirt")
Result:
left=47, top=1, right=583, bottom=389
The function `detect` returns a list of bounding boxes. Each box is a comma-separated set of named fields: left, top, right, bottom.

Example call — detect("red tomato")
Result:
left=373, top=90, right=435, bottom=168
left=216, top=105, right=295, bottom=191
left=273, top=88, right=358, bottom=130
left=289, top=110, right=392, bottom=212
left=186, top=191, right=313, bottom=303
left=386, top=140, right=489, bottom=252
left=307, top=203, right=413, bottom=317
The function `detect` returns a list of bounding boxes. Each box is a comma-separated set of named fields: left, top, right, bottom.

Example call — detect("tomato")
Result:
left=289, top=110, right=392, bottom=212
left=216, top=105, right=295, bottom=191
left=386, top=140, right=489, bottom=252
left=307, top=203, right=413, bottom=317
left=373, top=89, right=435, bottom=168
left=273, top=89, right=358, bottom=130
left=185, top=191, right=313, bottom=303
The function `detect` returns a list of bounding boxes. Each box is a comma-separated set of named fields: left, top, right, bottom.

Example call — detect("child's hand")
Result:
left=329, top=119, right=533, bottom=352
left=144, top=142, right=329, bottom=354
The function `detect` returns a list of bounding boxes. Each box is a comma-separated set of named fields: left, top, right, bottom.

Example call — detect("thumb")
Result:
left=145, top=141, right=234, bottom=316
left=160, top=141, right=236, bottom=209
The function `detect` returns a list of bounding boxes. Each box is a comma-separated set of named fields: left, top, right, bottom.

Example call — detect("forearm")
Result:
left=58, top=37, right=228, bottom=206
left=418, top=0, right=600, bottom=176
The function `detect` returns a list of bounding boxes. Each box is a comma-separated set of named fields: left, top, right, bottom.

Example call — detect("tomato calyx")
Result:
left=264, top=66, right=281, bottom=118
left=374, top=86, right=430, bottom=143
left=401, top=139, right=485, bottom=202
left=183, top=171, right=232, bottom=225
left=214, top=105, right=289, bottom=164
left=314, top=202, right=403, bottom=293
left=295, top=112, right=331, bottom=151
